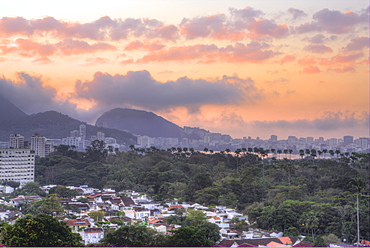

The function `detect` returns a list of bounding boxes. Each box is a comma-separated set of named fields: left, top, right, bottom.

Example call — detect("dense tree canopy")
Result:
left=31, top=145, right=370, bottom=241
left=0, top=214, right=82, bottom=247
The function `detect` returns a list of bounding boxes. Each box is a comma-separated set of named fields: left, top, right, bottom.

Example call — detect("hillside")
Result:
left=0, top=94, right=28, bottom=121
left=95, top=108, right=199, bottom=139
left=0, top=111, right=136, bottom=144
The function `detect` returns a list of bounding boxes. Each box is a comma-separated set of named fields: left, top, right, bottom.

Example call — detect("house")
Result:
left=153, top=223, right=177, bottom=235
left=121, top=197, right=135, bottom=207
left=218, top=237, right=299, bottom=247
left=135, top=209, right=151, bottom=219
left=65, top=218, right=91, bottom=232
left=123, top=210, right=135, bottom=219
left=9, top=195, right=42, bottom=206
left=81, top=227, right=104, bottom=245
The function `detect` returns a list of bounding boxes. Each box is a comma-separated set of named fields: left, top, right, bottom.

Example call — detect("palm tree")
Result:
left=335, top=149, right=341, bottom=158
left=299, top=149, right=305, bottom=159
left=271, top=148, right=276, bottom=158
left=283, top=149, right=288, bottom=159
left=305, top=149, right=311, bottom=157
left=235, top=149, right=241, bottom=174
left=311, top=149, right=317, bottom=163
left=203, top=147, right=208, bottom=153
left=242, top=147, right=247, bottom=155
left=329, top=149, right=334, bottom=157
left=288, top=149, right=293, bottom=160
left=317, top=150, right=322, bottom=158
left=322, top=149, right=328, bottom=158
left=348, top=178, right=366, bottom=245
left=277, top=149, right=282, bottom=159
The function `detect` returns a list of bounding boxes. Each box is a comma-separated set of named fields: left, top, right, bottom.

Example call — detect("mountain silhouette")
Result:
left=0, top=94, right=28, bottom=121
left=0, top=110, right=136, bottom=144
left=96, top=108, right=198, bottom=139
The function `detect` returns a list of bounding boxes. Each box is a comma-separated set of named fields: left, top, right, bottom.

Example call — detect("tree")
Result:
left=11, top=182, right=45, bottom=196
left=186, top=209, right=208, bottom=226
left=313, top=236, right=326, bottom=247
left=48, top=186, right=79, bottom=198
left=85, top=140, right=108, bottom=162
left=89, top=211, right=105, bottom=221
left=100, top=225, right=168, bottom=247
left=33, top=194, right=65, bottom=216
left=1, top=180, right=20, bottom=188
left=0, top=214, right=82, bottom=246
left=170, top=226, right=214, bottom=247
left=348, top=177, right=366, bottom=245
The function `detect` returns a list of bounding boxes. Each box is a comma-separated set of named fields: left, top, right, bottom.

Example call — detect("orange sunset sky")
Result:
left=0, top=0, right=368, bottom=139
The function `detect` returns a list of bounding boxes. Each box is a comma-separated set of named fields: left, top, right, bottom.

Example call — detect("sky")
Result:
left=0, top=0, right=368, bottom=140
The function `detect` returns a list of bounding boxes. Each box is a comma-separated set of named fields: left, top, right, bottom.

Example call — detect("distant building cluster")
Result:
left=137, top=127, right=369, bottom=154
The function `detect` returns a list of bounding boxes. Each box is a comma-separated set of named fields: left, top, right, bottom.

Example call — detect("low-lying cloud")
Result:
left=252, top=111, right=369, bottom=131
left=74, top=70, right=260, bottom=112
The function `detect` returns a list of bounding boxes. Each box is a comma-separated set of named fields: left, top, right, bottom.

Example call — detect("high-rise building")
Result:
left=79, top=124, right=86, bottom=140
left=270, top=135, right=278, bottom=142
left=9, top=134, right=24, bottom=149
left=45, top=140, right=55, bottom=156
left=0, top=148, right=35, bottom=185
left=70, top=130, right=79, bottom=138
left=343, top=136, right=354, bottom=145
left=306, top=137, right=314, bottom=143
left=31, top=134, right=46, bottom=157
left=97, top=132, right=105, bottom=141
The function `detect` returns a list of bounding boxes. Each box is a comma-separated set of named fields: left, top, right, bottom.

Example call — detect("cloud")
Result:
left=0, top=38, right=116, bottom=57
left=229, top=6, right=264, bottom=21
left=295, top=8, right=368, bottom=34
left=303, top=65, right=321, bottom=74
left=252, top=111, right=369, bottom=131
left=304, top=44, right=333, bottom=53
left=246, top=19, right=289, bottom=38
left=138, top=42, right=277, bottom=63
left=0, top=73, right=77, bottom=115
left=0, top=16, right=177, bottom=41
left=328, top=66, right=356, bottom=73
left=124, top=40, right=165, bottom=51
left=180, top=14, right=226, bottom=39
left=279, top=55, right=295, bottom=64
left=287, top=8, right=308, bottom=20
left=74, top=70, right=261, bottom=112
left=344, top=36, right=369, bottom=51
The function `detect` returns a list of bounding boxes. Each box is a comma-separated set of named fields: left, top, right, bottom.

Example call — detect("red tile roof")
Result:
left=65, top=219, right=91, bottom=226
left=277, top=237, right=293, bottom=244
left=292, top=241, right=313, bottom=247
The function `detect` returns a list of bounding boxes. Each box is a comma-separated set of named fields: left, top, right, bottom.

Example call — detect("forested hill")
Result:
left=95, top=108, right=199, bottom=139
left=0, top=111, right=136, bottom=144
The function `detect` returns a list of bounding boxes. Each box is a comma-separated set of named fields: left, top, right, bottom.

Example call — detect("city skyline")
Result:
left=0, top=0, right=368, bottom=140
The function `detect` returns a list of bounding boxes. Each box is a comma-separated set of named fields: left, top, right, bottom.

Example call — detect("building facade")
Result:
left=9, top=134, right=24, bottom=149
left=0, top=149, right=35, bottom=185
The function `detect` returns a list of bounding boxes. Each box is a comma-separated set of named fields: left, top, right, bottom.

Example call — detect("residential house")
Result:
left=65, top=218, right=91, bottom=232
left=81, top=227, right=104, bottom=245
left=218, top=237, right=300, bottom=247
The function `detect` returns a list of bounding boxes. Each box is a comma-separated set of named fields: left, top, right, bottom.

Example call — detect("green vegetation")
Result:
left=0, top=214, right=82, bottom=246
left=29, top=145, right=370, bottom=242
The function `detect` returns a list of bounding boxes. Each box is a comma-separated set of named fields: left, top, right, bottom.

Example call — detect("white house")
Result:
left=81, top=227, right=104, bottom=245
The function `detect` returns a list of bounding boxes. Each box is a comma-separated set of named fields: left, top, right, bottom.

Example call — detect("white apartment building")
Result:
left=0, top=149, right=35, bottom=185
left=9, top=134, right=24, bottom=149
left=31, top=134, right=54, bottom=157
